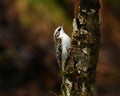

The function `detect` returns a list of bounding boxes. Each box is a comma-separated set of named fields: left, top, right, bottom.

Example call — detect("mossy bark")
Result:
left=61, top=0, right=100, bottom=96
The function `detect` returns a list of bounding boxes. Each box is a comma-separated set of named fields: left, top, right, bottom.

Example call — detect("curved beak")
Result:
left=61, top=23, right=64, bottom=28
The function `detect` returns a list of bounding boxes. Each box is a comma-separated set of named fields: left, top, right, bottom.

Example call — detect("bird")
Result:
left=53, top=24, right=71, bottom=71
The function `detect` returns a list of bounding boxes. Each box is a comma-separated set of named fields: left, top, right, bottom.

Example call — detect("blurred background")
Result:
left=0, top=0, right=120, bottom=96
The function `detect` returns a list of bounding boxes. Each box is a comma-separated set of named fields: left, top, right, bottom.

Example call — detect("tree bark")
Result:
left=61, top=0, right=100, bottom=96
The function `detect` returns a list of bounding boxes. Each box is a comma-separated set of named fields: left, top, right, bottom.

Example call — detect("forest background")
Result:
left=0, top=0, right=120, bottom=96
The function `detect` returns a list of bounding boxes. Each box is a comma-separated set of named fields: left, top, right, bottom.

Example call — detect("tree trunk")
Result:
left=61, top=0, right=100, bottom=96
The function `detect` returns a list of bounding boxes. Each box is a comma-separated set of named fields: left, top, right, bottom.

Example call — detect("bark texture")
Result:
left=61, top=0, right=100, bottom=96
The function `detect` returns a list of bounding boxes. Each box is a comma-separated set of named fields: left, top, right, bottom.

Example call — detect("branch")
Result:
left=61, top=0, right=100, bottom=96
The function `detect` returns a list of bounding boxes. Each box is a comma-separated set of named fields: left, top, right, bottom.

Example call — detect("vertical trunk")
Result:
left=61, top=0, right=100, bottom=96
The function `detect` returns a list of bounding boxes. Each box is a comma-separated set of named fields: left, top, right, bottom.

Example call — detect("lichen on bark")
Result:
left=61, top=0, right=100, bottom=96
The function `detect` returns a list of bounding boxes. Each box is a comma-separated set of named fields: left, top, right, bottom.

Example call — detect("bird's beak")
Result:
left=61, top=23, right=64, bottom=29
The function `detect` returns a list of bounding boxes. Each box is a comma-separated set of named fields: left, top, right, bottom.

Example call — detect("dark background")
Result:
left=0, top=0, right=120, bottom=96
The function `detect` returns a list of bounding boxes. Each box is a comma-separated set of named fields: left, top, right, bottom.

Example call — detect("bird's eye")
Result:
left=58, top=27, right=61, bottom=31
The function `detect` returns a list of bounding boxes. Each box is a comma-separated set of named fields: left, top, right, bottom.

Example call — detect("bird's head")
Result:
left=54, top=23, right=64, bottom=38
